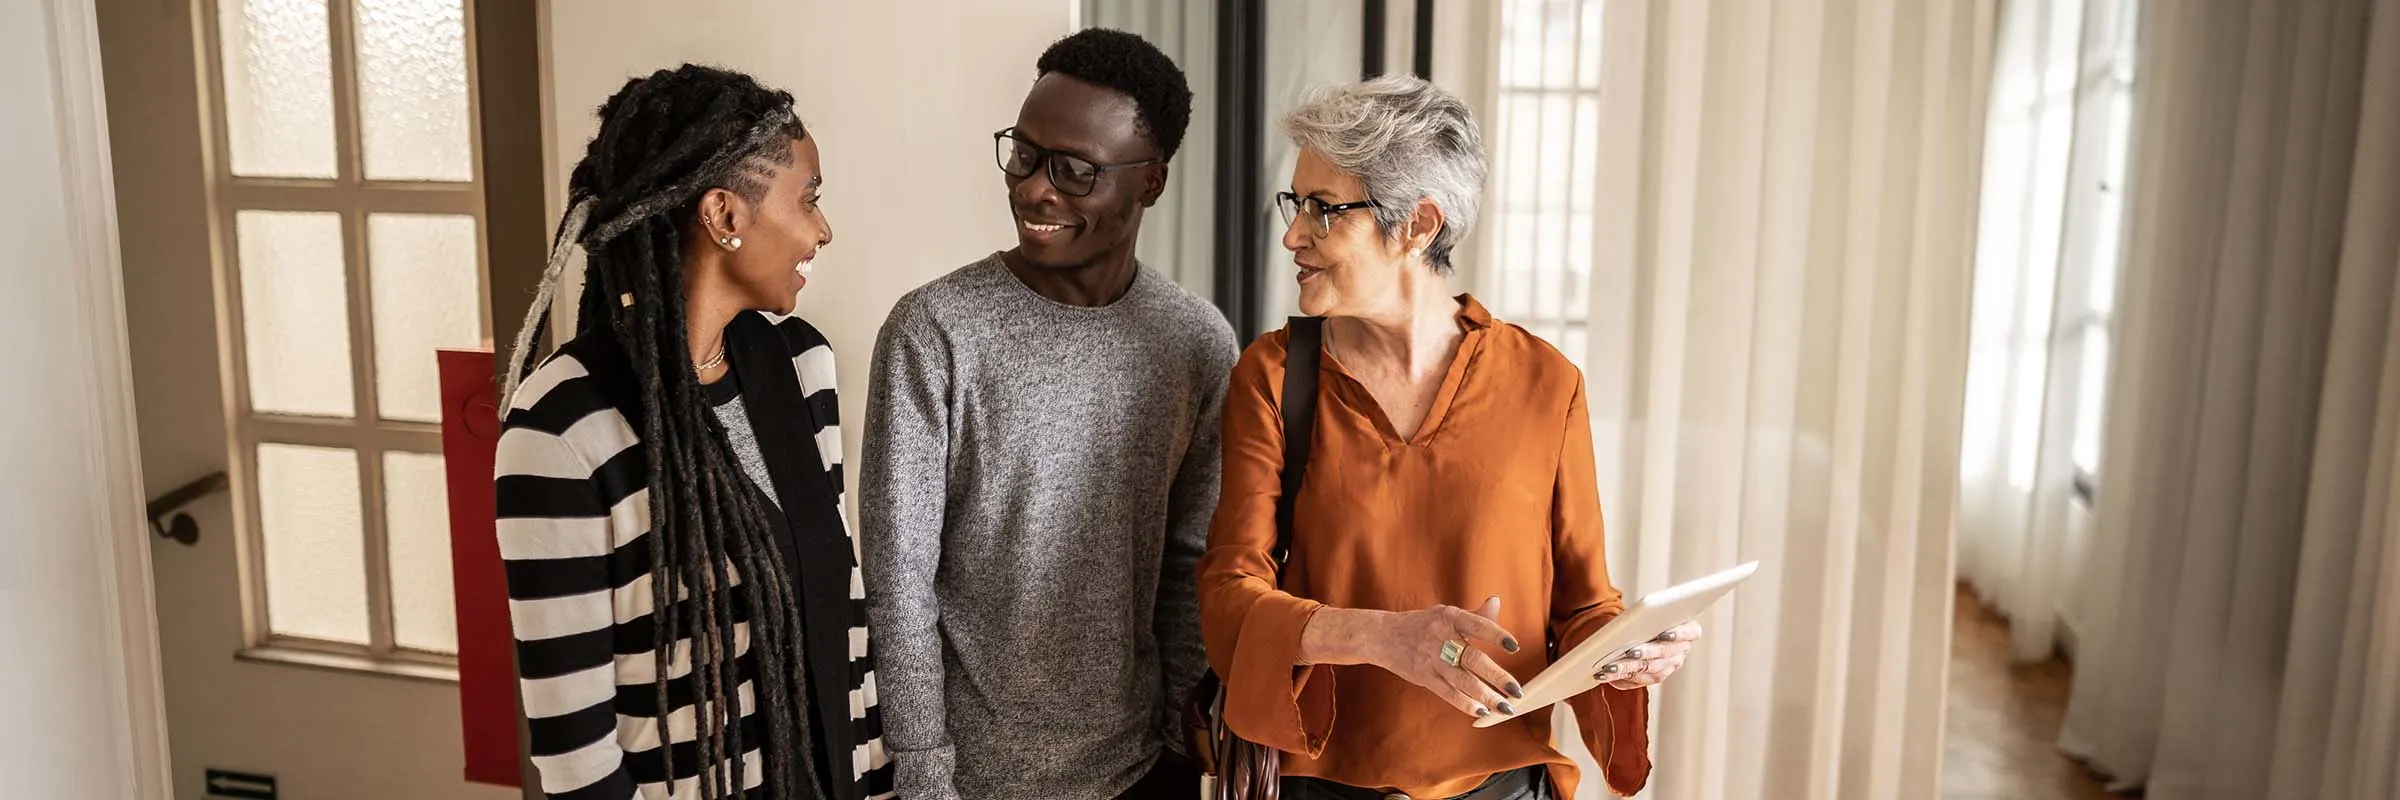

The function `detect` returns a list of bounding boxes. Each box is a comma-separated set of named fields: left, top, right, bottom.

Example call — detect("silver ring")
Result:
left=1440, top=639, right=1466, bottom=667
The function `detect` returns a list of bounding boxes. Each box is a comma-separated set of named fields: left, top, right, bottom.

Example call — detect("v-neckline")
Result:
left=1321, top=325, right=1481, bottom=447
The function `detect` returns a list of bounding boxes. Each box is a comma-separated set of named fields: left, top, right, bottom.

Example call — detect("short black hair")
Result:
left=1036, top=29, right=1194, bottom=161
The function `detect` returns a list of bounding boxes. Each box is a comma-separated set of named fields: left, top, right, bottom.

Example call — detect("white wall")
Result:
left=545, top=0, right=1076, bottom=473
left=0, top=0, right=171, bottom=796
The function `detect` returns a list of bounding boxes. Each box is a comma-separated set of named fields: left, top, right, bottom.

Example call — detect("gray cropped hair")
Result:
left=1280, top=74, right=1487, bottom=274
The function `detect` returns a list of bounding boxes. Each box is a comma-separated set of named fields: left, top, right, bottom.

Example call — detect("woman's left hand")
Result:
left=1594, top=621, right=1703, bottom=690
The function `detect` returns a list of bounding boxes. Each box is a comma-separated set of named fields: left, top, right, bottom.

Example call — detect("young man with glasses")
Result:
left=857, top=28, right=1236, bottom=800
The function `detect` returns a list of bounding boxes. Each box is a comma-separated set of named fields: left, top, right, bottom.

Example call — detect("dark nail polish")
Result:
left=1496, top=701, right=1517, bottom=715
left=1474, top=705, right=1490, bottom=718
left=1626, top=646, right=1644, bottom=660
left=1505, top=682, right=1525, bottom=699
left=1601, top=663, right=1622, bottom=675
left=1502, top=637, right=1521, bottom=653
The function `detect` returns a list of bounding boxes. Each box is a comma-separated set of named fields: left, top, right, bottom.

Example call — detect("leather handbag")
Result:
left=1185, top=316, right=1324, bottom=800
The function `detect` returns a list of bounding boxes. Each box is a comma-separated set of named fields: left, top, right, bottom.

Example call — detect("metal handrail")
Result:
left=146, top=471, right=228, bottom=546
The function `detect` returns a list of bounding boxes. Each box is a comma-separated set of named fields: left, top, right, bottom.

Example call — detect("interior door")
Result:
left=96, top=0, right=526, bottom=796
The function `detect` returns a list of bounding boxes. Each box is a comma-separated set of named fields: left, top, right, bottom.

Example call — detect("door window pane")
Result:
left=367, top=213, right=482, bottom=421
left=355, top=0, right=473, bottom=181
left=237, top=211, right=355, bottom=417
left=383, top=451, right=457, bottom=653
left=217, top=0, right=337, bottom=178
left=258, top=444, right=369, bottom=643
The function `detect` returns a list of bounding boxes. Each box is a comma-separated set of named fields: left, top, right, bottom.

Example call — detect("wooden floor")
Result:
left=1942, top=586, right=2125, bottom=800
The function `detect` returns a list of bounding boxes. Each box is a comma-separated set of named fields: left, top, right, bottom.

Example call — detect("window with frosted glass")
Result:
left=257, top=444, right=370, bottom=643
left=354, top=0, right=473, bottom=181
left=217, top=0, right=338, bottom=178
left=368, top=213, right=483, bottom=422
left=209, top=0, right=484, bottom=668
left=236, top=211, right=355, bottom=417
left=384, top=451, right=457, bottom=653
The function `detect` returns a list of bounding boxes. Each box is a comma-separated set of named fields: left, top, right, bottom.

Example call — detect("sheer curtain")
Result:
left=1078, top=0, right=1218, bottom=299
left=1955, top=0, right=2138, bottom=663
left=2056, top=0, right=2400, bottom=797
left=1569, top=2, right=1997, bottom=798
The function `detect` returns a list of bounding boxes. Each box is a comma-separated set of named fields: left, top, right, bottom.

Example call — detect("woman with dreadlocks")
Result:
left=493, top=64, right=891, bottom=800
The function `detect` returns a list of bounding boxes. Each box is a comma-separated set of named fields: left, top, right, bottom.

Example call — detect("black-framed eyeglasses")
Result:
left=993, top=128, right=1160, bottom=197
left=1275, top=191, right=1379, bottom=238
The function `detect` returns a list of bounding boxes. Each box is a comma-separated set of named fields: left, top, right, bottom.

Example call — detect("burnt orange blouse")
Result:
left=1197, top=296, right=1651, bottom=799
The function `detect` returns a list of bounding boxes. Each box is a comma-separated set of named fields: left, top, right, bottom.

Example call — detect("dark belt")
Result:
left=1285, top=766, right=1543, bottom=800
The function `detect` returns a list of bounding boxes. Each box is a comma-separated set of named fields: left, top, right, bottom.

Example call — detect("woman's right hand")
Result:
left=1300, top=596, right=1528, bottom=719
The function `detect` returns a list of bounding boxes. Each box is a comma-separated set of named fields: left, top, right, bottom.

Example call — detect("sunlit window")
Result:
left=1481, top=0, right=1603, bottom=365
left=208, top=0, right=486, bottom=668
left=1961, top=0, right=2137, bottom=502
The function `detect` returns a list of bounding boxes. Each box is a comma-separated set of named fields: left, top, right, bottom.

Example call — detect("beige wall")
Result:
left=545, top=0, right=1077, bottom=475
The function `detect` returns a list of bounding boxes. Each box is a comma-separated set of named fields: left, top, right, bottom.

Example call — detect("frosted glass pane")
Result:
left=368, top=214, right=482, bottom=421
left=237, top=211, right=355, bottom=417
left=384, top=451, right=457, bottom=653
left=356, top=0, right=472, bottom=181
left=217, top=0, right=336, bottom=178
left=258, top=444, right=368, bottom=643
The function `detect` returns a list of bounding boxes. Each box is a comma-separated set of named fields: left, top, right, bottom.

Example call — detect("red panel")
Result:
left=438, top=348, right=520, bottom=788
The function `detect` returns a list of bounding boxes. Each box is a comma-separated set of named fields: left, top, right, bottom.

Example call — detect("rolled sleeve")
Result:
left=1550, top=379, right=1652, bottom=797
left=1197, top=334, right=1341, bottom=757
left=1220, top=567, right=1335, bottom=756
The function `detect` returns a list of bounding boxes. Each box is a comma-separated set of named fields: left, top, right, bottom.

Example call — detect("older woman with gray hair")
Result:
left=1197, top=75, right=1700, bottom=800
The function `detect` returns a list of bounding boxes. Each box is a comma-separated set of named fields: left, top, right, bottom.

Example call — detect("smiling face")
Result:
left=1003, top=73, right=1165, bottom=272
left=693, top=136, right=832, bottom=315
left=1283, top=147, right=1427, bottom=318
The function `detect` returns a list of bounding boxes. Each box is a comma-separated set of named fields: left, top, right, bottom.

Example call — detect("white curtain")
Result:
left=1253, top=1, right=1365, bottom=334
left=1572, top=2, right=1998, bottom=798
left=2057, top=0, right=2400, bottom=797
left=1954, top=0, right=2137, bottom=664
left=1078, top=0, right=1218, bottom=299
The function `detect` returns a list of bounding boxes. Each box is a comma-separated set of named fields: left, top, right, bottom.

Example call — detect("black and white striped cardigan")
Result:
left=495, top=312, right=892, bottom=799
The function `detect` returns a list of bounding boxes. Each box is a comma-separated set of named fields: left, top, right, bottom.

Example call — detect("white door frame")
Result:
left=42, top=0, right=176, bottom=795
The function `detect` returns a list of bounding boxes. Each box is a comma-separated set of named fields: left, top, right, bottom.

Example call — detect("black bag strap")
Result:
left=1273, top=317, right=1323, bottom=564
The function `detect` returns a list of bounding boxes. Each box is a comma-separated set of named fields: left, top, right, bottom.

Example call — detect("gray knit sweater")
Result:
left=858, top=254, right=1237, bottom=800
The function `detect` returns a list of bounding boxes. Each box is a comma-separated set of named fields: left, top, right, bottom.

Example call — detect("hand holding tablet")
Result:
left=1473, top=561, right=1759, bottom=728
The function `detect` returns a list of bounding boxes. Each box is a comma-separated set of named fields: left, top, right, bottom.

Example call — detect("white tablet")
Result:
left=1473, top=561, right=1759, bottom=728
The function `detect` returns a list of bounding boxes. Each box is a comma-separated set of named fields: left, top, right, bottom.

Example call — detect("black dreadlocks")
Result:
left=503, top=64, right=821, bottom=800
